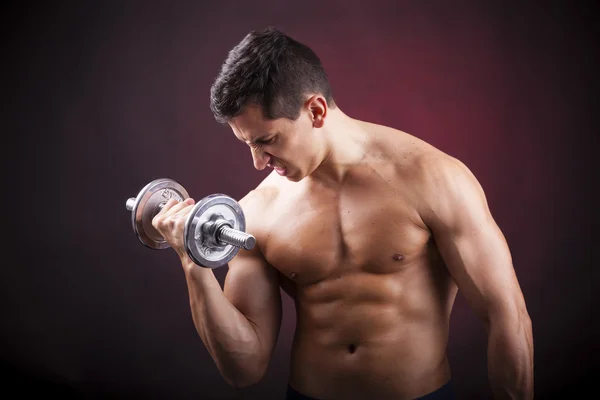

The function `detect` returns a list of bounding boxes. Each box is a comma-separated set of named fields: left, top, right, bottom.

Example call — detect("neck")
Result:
left=308, top=108, right=368, bottom=186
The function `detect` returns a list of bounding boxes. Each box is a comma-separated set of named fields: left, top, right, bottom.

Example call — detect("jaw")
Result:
left=286, top=173, right=302, bottom=182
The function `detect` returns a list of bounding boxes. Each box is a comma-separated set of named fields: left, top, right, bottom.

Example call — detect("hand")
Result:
left=152, top=197, right=196, bottom=260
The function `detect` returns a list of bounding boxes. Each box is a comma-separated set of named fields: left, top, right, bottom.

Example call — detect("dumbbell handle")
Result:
left=217, top=226, right=256, bottom=251
left=126, top=197, right=255, bottom=251
left=125, top=198, right=168, bottom=213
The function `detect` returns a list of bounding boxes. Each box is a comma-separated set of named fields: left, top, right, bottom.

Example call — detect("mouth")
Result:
left=274, top=166, right=287, bottom=176
left=267, top=160, right=287, bottom=176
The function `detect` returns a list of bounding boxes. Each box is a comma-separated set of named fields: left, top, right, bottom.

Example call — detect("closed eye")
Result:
left=256, top=136, right=277, bottom=146
left=246, top=134, right=277, bottom=149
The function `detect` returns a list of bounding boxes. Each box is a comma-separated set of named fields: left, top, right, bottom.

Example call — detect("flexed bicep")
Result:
left=222, top=195, right=283, bottom=377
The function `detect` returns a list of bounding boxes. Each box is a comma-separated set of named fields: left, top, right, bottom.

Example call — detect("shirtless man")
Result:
left=152, top=27, right=534, bottom=399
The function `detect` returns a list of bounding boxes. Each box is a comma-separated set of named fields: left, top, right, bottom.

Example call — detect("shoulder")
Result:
left=414, top=149, right=475, bottom=188
left=412, top=149, right=490, bottom=231
left=364, top=122, right=439, bottom=171
left=234, top=172, right=283, bottom=257
left=237, top=171, right=281, bottom=220
left=414, top=150, right=484, bottom=205
left=369, top=123, right=479, bottom=192
left=367, top=124, right=455, bottom=182
left=368, top=123, right=488, bottom=223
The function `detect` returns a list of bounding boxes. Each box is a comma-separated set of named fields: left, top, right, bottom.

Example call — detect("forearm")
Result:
left=487, top=311, right=534, bottom=399
left=181, top=257, right=261, bottom=387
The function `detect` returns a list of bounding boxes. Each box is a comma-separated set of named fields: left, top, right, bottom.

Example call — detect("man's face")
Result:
left=228, top=104, right=320, bottom=182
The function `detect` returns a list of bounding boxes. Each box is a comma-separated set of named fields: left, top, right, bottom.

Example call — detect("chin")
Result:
left=285, top=169, right=304, bottom=182
left=286, top=173, right=300, bottom=182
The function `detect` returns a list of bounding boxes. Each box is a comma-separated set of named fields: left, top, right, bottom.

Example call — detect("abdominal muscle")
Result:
left=286, top=261, right=457, bottom=400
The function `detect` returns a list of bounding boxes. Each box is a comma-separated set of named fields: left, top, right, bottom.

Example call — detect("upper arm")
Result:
left=420, top=156, right=528, bottom=322
left=223, top=192, right=282, bottom=367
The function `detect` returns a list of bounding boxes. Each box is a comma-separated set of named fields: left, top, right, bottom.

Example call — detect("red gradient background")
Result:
left=3, top=1, right=594, bottom=399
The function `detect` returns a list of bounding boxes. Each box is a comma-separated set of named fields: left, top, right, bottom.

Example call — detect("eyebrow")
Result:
left=240, top=133, right=272, bottom=144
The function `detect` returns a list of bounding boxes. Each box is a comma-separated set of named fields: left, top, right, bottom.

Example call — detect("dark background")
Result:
left=3, top=0, right=595, bottom=398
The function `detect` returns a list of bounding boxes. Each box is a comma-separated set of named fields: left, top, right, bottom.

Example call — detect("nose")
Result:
left=251, top=147, right=270, bottom=171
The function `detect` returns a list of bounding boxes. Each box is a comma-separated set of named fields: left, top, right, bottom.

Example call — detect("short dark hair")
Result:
left=210, top=27, right=336, bottom=123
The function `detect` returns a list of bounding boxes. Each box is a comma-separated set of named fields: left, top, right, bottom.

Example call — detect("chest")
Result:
left=260, top=174, right=431, bottom=285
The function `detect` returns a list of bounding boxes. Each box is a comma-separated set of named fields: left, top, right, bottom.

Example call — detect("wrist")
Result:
left=181, top=256, right=214, bottom=279
left=179, top=252, right=197, bottom=271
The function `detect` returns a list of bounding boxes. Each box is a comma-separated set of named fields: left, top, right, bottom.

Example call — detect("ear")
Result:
left=306, top=95, right=327, bottom=128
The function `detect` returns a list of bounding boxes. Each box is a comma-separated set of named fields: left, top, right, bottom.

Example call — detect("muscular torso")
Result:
left=250, top=124, right=458, bottom=399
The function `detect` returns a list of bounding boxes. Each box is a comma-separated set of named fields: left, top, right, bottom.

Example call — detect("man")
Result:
left=153, top=27, right=533, bottom=399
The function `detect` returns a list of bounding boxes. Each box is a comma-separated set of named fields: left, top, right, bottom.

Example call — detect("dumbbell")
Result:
left=125, top=178, right=256, bottom=268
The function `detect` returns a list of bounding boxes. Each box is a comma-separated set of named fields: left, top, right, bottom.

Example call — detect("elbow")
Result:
left=228, top=376, right=261, bottom=390
left=225, top=368, right=266, bottom=389
left=222, top=359, right=269, bottom=389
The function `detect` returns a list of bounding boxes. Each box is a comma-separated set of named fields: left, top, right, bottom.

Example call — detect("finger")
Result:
left=171, top=201, right=197, bottom=219
left=174, top=198, right=196, bottom=216
left=156, top=198, right=180, bottom=216
left=173, top=198, right=195, bottom=211
left=163, top=198, right=194, bottom=217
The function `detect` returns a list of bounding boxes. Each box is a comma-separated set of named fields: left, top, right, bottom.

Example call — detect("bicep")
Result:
left=434, top=211, right=519, bottom=319
left=223, top=236, right=282, bottom=361
left=425, top=158, right=525, bottom=321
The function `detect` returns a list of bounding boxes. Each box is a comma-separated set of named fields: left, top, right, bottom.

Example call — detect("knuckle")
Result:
left=164, top=216, right=176, bottom=228
left=174, top=217, right=187, bottom=231
left=152, top=215, right=163, bottom=228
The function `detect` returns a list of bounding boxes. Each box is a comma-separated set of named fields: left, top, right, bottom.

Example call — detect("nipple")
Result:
left=392, top=253, right=405, bottom=261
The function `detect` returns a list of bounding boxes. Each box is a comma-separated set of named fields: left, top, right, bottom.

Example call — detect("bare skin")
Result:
left=153, top=97, right=534, bottom=399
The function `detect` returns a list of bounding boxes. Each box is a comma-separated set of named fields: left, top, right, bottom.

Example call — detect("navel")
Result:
left=392, top=253, right=405, bottom=261
left=347, top=343, right=357, bottom=354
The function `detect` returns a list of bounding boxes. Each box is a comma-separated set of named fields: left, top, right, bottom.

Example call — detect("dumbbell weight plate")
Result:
left=184, top=194, right=246, bottom=268
left=130, top=178, right=189, bottom=249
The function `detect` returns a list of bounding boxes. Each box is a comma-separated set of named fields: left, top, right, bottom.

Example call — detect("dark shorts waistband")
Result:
left=286, top=380, right=456, bottom=400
